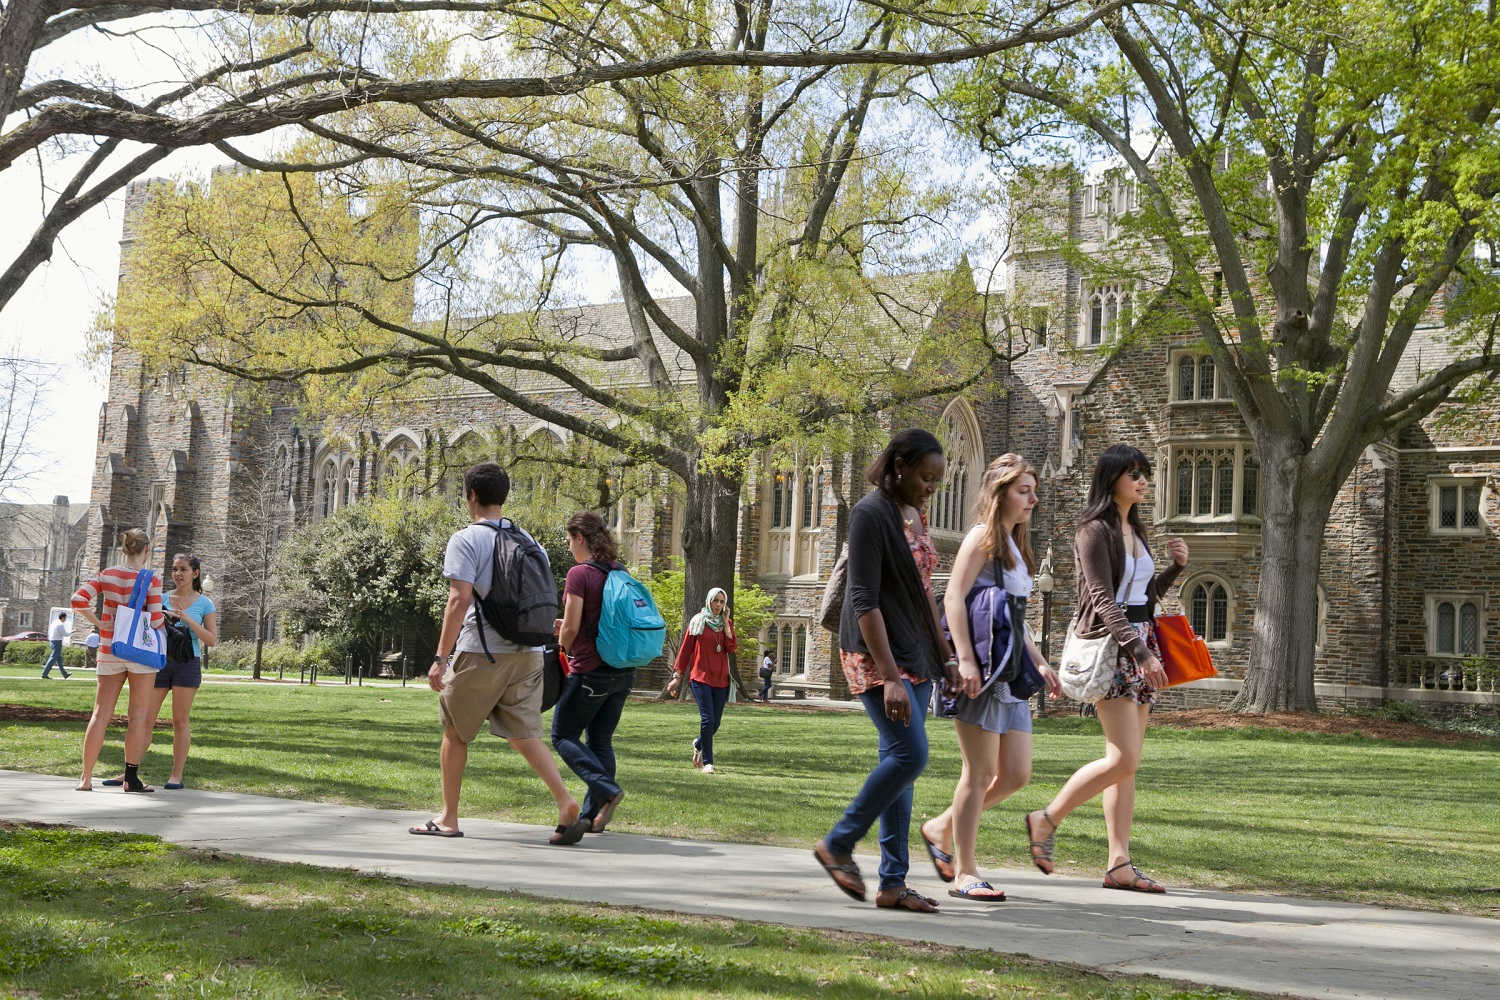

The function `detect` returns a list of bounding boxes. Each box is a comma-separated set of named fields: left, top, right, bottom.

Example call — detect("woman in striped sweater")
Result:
left=71, top=528, right=164, bottom=793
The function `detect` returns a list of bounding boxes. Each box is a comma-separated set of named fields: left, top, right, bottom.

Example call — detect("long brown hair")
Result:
left=976, top=453, right=1038, bottom=574
left=566, top=511, right=619, bottom=563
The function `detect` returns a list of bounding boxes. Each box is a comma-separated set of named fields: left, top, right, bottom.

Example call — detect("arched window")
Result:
left=1216, top=458, right=1234, bottom=516
left=1199, top=356, right=1217, bottom=400
left=1190, top=581, right=1230, bottom=642
left=794, top=625, right=807, bottom=674
left=1242, top=457, right=1260, bottom=517
left=933, top=399, right=982, bottom=534
left=1089, top=295, right=1104, bottom=344
left=770, top=470, right=794, bottom=528
left=801, top=468, right=818, bottom=529
left=1195, top=460, right=1213, bottom=516
left=318, top=459, right=338, bottom=519
left=275, top=445, right=291, bottom=497
left=341, top=461, right=357, bottom=508
left=1437, top=602, right=1456, bottom=654
left=1176, top=460, right=1193, bottom=517
left=1177, top=356, right=1196, bottom=401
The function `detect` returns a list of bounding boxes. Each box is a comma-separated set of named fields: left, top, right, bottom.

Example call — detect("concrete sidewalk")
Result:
left=2, top=770, right=1492, bottom=1000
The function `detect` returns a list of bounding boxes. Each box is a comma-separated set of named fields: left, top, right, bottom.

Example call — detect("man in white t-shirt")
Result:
left=409, top=462, right=579, bottom=841
left=42, top=613, right=71, bottom=679
left=84, top=629, right=100, bottom=670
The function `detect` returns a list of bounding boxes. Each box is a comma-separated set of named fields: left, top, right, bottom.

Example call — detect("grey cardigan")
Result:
left=1073, top=518, right=1183, bottom=663
left=838, top=489, right=943, bottom=681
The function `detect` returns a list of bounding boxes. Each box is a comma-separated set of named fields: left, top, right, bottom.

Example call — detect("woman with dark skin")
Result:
left=813, top=428, right=960, bottom=912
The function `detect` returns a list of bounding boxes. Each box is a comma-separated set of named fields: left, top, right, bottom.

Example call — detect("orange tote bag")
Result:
left=1153, top=614, right=1218, bottom=687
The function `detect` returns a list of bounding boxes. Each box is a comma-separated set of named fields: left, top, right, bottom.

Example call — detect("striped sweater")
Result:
left=72, top=566, right=164, bottom=643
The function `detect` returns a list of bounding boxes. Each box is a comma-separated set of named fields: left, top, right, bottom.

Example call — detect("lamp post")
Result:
left=1035, top=545, right=1055, bottom=717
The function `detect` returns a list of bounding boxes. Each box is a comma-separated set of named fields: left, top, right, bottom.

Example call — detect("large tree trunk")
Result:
left=1232, top=446, right=1334, bottom=712
left=680, top=464, right=753, bottom=693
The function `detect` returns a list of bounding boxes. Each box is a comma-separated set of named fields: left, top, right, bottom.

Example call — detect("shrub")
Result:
left=205, top=639, right=256, bottom=672
left=3, top=641, right=86, bottom=667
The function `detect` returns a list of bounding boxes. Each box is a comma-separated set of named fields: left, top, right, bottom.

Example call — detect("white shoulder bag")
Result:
left=1058, top=622, right=1118, bottom=704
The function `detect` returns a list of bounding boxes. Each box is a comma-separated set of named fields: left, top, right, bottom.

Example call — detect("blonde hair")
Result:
left=119, top=528, right=150, bottom=556
left=976, top=453, right=1038, bottom=574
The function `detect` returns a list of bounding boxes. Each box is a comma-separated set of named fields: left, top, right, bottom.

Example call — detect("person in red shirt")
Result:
left=666, top=588, right=737, bottom=773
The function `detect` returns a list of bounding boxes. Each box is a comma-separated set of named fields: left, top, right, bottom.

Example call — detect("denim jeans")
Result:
left=551, top=667, right=635, bottom=820
left=758, top=675, right=773, bottom=700
left=826, top=678, right=932, bottom=891
left=41, top=640, right=68, bottom=678
left=689, top=681, right=729, bottom=765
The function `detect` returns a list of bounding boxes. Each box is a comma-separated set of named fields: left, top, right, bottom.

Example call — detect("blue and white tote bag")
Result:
left=109, top=570, right=166, bottom=670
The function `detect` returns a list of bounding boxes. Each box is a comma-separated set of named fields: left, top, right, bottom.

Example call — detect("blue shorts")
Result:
left=156, top=656, right=202, bottom=689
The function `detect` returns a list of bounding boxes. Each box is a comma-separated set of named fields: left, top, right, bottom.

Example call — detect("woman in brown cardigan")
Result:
left=1024, top=444, right=1188, bottom=893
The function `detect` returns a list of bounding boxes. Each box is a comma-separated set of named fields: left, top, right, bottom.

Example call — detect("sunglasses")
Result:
left=1124, top=469, right=1151, bottom=482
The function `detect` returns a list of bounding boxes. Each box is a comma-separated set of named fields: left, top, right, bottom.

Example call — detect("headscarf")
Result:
left=687, top=587, right=728, bottom=635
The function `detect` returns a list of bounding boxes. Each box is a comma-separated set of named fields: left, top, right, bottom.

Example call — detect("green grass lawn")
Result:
left=0, top=823, right=1254, bottom=1000
left=2, top=677, right=1498, bottom=917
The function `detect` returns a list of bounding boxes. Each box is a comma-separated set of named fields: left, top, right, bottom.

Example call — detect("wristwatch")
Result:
left=433, top=653, right=451, bottom=667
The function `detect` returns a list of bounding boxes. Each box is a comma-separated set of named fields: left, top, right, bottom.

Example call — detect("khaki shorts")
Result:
left=439, top=650, right=544, bottom=742
left=96, top=652, right=160, bottom=676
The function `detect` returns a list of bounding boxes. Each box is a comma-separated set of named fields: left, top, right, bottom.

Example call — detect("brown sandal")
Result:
left=813, top=839, right=866, bottom=901
left=1025, top=809, right=1056, bottom=874
left=876, top=886, right=940, bottom=912
left=1103, top=861, right=1166, bottom=893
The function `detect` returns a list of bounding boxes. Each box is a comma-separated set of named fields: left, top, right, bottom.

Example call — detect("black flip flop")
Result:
left=409, top=820, right=463, bottom=838
left=920, top=826, right=956, bottom=882
left=101, top=778, right=124, bottom=787
left=550, top=816, right=590, bottom=846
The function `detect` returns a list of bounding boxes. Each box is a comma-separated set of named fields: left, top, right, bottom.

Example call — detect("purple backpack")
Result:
left=937, top=561, right=1042, bottom=716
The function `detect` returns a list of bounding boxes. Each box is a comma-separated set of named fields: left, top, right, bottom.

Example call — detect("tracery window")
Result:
left=318, top=459, right=339, bottom=519
left=1081, top=283, right=1132, bottom=346
left=1189, top=579, right=1231, bottom=643
left=1173, top=352, right=1227, bottom=401
left=1429, top=597, right=1483, bottom=657
left=1165, top=445, right=1260, bottom=521
left=932, top=399, right=983, bottom=535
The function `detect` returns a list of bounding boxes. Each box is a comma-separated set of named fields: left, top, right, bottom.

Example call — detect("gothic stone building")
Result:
left=0, top=496, right=90, bottom=637
left=83, top=178, right=1498, bottom=714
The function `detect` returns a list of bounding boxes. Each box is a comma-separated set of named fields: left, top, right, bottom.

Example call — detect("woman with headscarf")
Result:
left=666, top=587, right=737, bottom=774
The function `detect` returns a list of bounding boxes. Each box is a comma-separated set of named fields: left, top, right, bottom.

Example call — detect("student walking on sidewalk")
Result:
left=42, top=612, right=71, bottom=679
left=921, top=454, right=1061, bottom=901
left=667, top=587, right=737, bottom=774
left=813, top=428, right=959, bottom=913
left=411, top=463, right=580, bottom=843
left=71, top=528, right=163, bottom=793
left=1024, top=444, right=1188, bottom=893
left=554, top=511, right=633, bottom=838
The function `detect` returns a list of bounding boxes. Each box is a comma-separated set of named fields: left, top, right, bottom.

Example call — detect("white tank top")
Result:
left=1115, top=547, right=1154, bottom=606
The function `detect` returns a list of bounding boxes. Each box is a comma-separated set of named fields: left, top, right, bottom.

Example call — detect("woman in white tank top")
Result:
left=920, top=454, right=1061, bottom=900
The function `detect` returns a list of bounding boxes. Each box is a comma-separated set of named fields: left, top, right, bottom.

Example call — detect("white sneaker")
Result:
left=701, top=764, right=715, bottom=774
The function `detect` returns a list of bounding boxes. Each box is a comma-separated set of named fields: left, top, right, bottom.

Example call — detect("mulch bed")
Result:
left=1145, top=707, right=1484, bottom=744
left=0, top=704, right=171, bottom=729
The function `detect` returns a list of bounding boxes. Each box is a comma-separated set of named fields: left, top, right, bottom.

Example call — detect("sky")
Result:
left=0, top=145, right=231, bottom=509
left=0, top=15, right=1005, bottom=511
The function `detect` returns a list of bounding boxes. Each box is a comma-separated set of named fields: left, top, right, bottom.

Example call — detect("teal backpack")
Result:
left=587, top=561, right=666, bottom=669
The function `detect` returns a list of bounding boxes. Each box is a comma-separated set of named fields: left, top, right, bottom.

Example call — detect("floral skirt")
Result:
left=1104, top=620, right=1160, bottom=706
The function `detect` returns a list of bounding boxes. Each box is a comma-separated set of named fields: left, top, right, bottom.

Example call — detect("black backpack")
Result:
left=472, top=519, right=560, bottom=657
left=164, top=617, right=196, bottom=664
